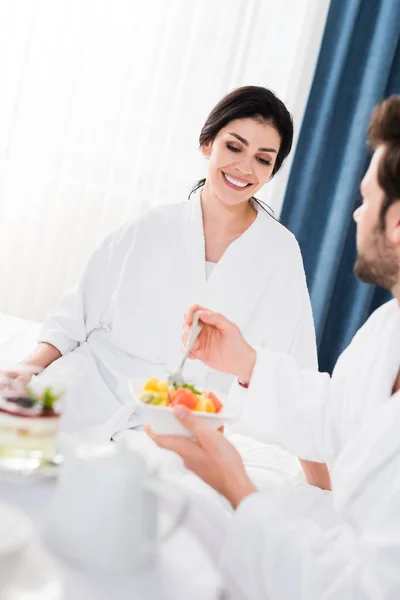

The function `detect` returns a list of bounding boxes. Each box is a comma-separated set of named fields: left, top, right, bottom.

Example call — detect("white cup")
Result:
left=43, top=442, right=187, bottom=571
left=0, top=503, right=33, bottom=592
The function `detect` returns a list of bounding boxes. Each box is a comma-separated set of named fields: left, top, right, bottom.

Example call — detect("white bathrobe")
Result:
left=221, top=299, right=400, bottom=599
left=36, top=193, right=317, bottom=438
left=221, top=391, right=400, bottom=600
left=232, top=298, right=400, bottom=463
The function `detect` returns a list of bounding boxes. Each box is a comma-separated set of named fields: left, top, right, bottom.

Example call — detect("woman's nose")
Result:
left=235, top=156, right=253, bottom=175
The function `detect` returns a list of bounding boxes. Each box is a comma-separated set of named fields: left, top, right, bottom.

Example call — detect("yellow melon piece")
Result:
left=194, top=396, right=216, bottom=413
left=144, top=378, right=161, bottom=392
left=155, top=392, right=169, bottom=406
left=157, top=380, right=169, bottom=393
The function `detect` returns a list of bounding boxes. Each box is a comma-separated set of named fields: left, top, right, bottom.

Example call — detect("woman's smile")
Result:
left=221, top=171, right=254, bottom=191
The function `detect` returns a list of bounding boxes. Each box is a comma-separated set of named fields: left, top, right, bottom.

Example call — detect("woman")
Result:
left=10, top=86, right=327, bottom=486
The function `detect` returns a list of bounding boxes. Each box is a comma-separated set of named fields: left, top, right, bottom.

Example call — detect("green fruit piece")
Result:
left=172, top=382, right=201, bottom=395
left=140, top=391, right=157, bottom=404
left=151, top=393, right=168, bottom=406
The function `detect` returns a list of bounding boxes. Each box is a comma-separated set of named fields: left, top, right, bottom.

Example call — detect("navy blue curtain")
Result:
left=281, top=0, right=400, bottom=373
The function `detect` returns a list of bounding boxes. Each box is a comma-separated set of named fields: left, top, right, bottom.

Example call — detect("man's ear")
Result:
left=392, top=221, right=400, bottom=245
left=387, top=201, right=400, bottom=246
left=200, top=141, right=212, bottom=158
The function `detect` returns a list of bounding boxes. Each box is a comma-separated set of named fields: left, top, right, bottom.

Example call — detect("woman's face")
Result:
left=201, top=117, right=281, bottom=206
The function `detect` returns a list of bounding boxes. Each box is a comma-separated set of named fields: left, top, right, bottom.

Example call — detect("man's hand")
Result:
left=183, top=305, right=256, bottom=384
left=145, top=406, right=257, bottom=509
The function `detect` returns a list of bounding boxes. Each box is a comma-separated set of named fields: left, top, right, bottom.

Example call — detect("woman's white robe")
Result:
left=37, top=194, right=317, bottom=440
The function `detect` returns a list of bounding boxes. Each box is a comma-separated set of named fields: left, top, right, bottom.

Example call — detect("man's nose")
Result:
left=353, top=205, right=362, bottom=222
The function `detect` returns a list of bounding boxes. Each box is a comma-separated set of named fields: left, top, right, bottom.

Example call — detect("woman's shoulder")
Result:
left=137, top=201, right=188, bottom=226
left=118, top=200, right=187, bottom=230
left=108, top=201, right=188, bottom=243
left=257, top=208, right=302, bottom=258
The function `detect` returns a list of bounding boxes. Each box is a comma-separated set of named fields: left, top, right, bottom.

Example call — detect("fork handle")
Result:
left=178, top=311, right=202, bottom=371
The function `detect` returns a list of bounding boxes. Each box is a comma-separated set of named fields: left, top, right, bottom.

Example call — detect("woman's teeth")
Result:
left=223, top=173, right=250, bottom=188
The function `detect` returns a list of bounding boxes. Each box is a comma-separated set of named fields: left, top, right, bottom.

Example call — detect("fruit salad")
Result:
left=140, top=378, right=223, bottom=413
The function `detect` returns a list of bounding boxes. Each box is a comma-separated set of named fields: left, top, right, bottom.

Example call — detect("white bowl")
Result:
left=130, top=379, right=238, bottom=436
left=0, top=503, right=33, bottom=592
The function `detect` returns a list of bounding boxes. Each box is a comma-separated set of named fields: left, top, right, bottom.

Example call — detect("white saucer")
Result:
left=1, top=541, right=63, bottom=600
left=0, top=455, right=63, bottom=483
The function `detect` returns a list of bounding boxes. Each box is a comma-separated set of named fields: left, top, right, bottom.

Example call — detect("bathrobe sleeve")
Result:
left=231, top=348, right=341, bottom=463
left=220, top=400, right=400, bottom=600
left=230, top=300, right=394, bottom=462
left=220, top=489, right=400, bottom=600
left=38, top=222, right=135, bottom=355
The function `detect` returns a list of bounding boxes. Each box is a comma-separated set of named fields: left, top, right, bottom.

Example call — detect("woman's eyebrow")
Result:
left=228, top=132, right=277, bottom=153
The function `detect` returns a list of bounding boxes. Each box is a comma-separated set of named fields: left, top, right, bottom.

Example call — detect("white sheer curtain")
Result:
left=0, top=0, right=329, bottom=321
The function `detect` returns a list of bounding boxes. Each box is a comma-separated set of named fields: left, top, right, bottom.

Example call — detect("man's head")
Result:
left=354, top=96, right=400, bottom=292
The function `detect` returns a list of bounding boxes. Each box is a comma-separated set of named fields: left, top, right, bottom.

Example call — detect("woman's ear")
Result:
left=200, top=141, right=212, bottom=158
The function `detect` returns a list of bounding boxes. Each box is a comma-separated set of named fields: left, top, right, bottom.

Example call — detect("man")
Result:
left=147, top=96, right=400, bottom=598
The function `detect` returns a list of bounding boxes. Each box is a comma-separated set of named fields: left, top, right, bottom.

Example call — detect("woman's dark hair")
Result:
left=189, top=85, right=294, bottom=214
left=367, top=95, right=400, bottom=229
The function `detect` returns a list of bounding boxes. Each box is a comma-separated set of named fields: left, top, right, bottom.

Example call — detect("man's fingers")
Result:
left=181, top=325, right=189, bottom=348
left=197, top=310, right=230, bottom=331
left=185, top=304, right=208, bottom=326
left=145, top=424, right=198, bottom=457
left=182, top=345, right=202, bottom=359
left=171, top=405, right=215, bottom=443
left=191, top=338, right=201, bottom=351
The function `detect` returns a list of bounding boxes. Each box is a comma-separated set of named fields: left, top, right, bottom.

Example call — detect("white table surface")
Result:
left=0, top=475, right=225, bottom=600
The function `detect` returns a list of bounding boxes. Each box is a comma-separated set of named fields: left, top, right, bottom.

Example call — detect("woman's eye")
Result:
left=258, top=157, right=272, bottom=166
left=226, top=142, right=272, bottom=166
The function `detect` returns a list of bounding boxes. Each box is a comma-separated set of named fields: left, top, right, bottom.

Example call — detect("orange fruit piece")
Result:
left=207, top=392, right=223, bottom=413
left=170, top=388, right=197, bottom=410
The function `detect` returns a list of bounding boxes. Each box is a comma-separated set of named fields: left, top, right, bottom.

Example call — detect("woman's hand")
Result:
left=2, top=366, right=34, bottom=385
left=146, top=406, right=257, bottom=508
left=2, top=343, right=61, bottom=386
left=1, top=362, right=45, bottom=386
left=183, top=305, right=256, bottom=384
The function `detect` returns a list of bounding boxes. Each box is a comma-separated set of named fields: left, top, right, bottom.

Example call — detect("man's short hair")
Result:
left=368, top=96, right=400, bottom=227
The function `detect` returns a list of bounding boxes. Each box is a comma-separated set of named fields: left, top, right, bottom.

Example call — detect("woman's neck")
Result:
left=200, top=180, right=257, bottom=262
left=200, top=180, right=257, bottom=237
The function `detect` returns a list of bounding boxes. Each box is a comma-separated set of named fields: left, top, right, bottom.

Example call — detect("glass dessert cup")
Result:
left=0, top=367, right=63, bottom=469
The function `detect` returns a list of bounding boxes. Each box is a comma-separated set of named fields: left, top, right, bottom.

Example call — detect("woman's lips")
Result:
left=222, top=172, right=253, bottom=190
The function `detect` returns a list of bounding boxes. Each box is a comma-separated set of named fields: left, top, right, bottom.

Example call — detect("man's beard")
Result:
left=354, top=228, right=399, bottom=290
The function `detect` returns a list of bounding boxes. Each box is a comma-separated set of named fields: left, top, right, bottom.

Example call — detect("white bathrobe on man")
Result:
left=220, top=298, right=400, bottom=599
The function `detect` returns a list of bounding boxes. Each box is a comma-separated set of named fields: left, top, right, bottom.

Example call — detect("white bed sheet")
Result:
left=0, top=312, right=41, bottom=368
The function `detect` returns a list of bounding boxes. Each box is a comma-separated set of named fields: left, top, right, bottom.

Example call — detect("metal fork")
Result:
left=168, top=311, right=202, bottom=388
